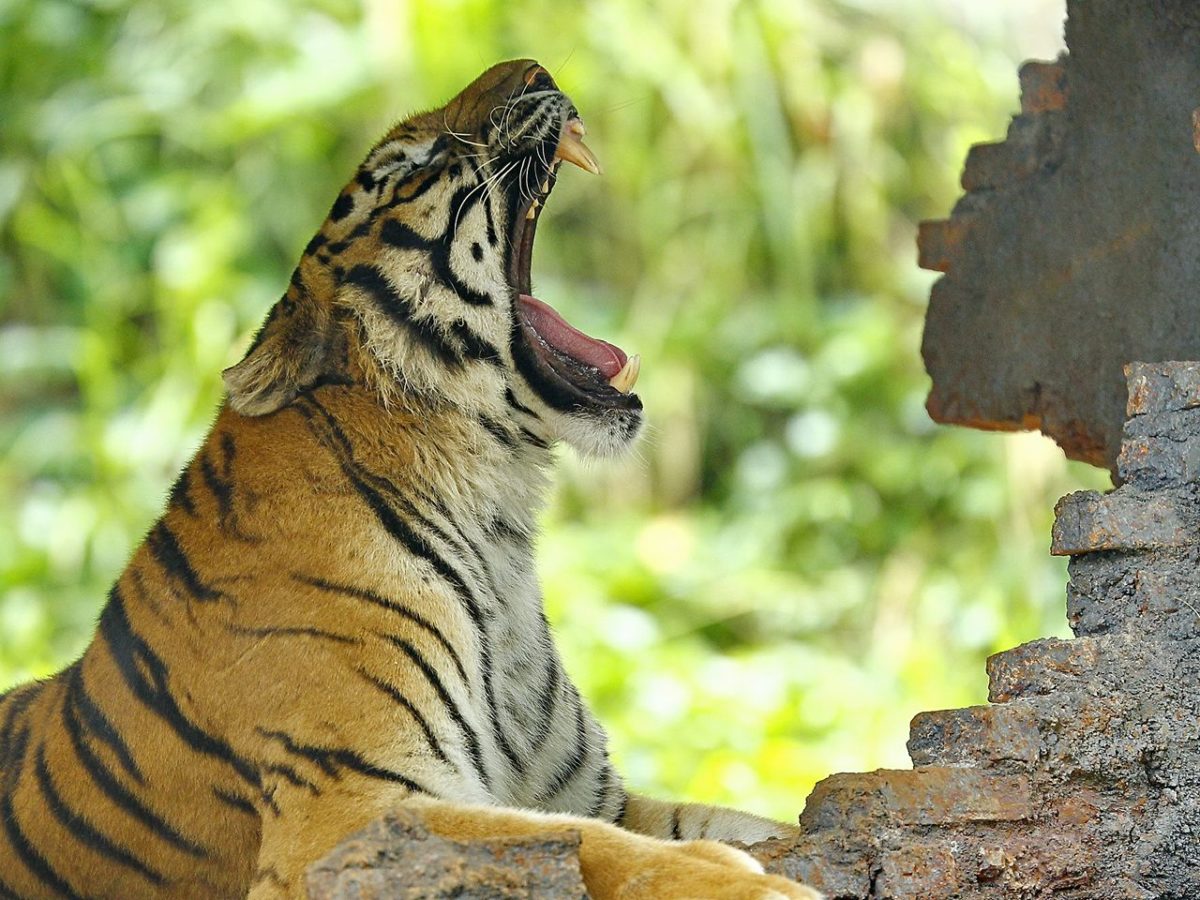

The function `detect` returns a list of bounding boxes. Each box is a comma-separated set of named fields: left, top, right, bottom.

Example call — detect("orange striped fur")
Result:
left=0, top=60, right=819, bottom=899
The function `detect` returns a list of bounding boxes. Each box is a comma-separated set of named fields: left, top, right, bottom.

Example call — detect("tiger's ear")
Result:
left=222, top=298, right=335, bottom=416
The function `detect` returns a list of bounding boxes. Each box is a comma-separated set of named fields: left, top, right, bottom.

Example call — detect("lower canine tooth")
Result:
left=608, top=354, right=641, bottom=393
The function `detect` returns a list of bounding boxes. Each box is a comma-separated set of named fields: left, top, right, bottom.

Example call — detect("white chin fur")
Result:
left=554, top=408, right=644, bottom=459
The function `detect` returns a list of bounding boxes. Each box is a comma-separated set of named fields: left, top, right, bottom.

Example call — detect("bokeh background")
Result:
left=0, top=0, right=1105, bottom=820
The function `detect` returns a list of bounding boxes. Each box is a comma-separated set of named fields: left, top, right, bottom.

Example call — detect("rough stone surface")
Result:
left=752, top=362, right=1200, bottom=899
left=918, top=0, right=1200, bottom=472
left=306, top=810, right=588, bottom=899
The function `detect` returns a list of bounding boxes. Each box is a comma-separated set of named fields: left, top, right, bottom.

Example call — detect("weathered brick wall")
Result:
left=746, top=364, right=1200, bottom=899
left=919, top=0, right=1200, bottom=472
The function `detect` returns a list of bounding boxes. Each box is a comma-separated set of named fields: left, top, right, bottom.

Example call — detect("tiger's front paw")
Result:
left=593, top=835, right=822, bottom=900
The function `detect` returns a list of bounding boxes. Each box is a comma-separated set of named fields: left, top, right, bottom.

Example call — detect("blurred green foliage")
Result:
left=0, top=0, right=1101, bottom=819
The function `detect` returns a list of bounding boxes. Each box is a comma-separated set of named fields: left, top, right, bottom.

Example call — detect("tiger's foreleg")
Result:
left=406, top=796, right=820, bottom=900
left=252, top=787, right=819, bottom=900
left=619, top=791, right=801, bottom=844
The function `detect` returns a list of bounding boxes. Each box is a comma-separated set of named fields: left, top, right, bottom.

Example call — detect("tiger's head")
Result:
left=222, top=59, right=643, bottom=459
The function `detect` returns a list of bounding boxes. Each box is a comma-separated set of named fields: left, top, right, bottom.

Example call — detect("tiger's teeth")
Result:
left=541, top=178, right=550, bottom=193
left=554, top=123, right=602, bottom=175
left=526, top=199, right=540, bottom=220
left=608, top=354, right=640, bottom=393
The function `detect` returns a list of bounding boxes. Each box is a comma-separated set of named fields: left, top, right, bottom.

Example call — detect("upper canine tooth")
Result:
left=608, top=354, right=640, bottom=393
left=541, top=178, right=550, bottom=193
left=554, top=130, right=602, bottom=175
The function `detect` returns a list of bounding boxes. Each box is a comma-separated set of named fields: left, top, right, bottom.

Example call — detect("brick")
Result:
left=1066, top=550, right=1200, bottom=639
left=1124, top=361, right=1200, bottom=417
left=917, top=217, right=974, bottom=273
left=307, top=810, right=587, bottom=899
left=799, top=768, right=1033, bottom=832
left=907, top=703, right=1040, bottom=769
left=1118, top=407, right=1200, bottom=487
left=986, top=637, right=1100, bottom=702
left=1019, top=60, right=1069, bottom=113
left=1051, top=488, right=1199, bottom=555
left=752, top=833, right=873, bottom=898
left=960, top=114, right=1065, bottom=192
left=960, top=141, right=1011, bottom=191
left=876, top=844, right=961, bottom=900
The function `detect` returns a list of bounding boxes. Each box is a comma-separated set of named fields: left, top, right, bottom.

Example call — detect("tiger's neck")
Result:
left=297, top=380, right=556, bottom=535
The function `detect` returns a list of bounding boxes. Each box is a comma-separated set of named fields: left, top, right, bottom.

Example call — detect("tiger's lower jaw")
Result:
left=557, top=406, right=645, bottom=459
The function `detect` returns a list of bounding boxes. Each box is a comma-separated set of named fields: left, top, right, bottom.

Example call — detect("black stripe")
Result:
left=670, top=806, right=682, bottom=840
left=61, top=688, right=207, bottom=858
left=337, top=464, right=485, bottom=626
left=448, top=319, right=502, bottom=365
left=212, top=787, right=257, bottom=817
left=35, top=744, right=165, bottom=885
left=263, top=763, right=320, bottom=795
left=488, top=515, right=529, bottom=545
left=294, top=399, right=490, bottom=616
left=303, top=233, right=328, bottom=257
left=389, top=479, right=499, bottom=601
left=144, top=522, right=225, bottom=603
left=294, top=574, right=467, bottom=682
left=341, top=264, right=462, bottom=367
left=99, top=587, right=259, bottom=789
left=483, top=185, right=498, bottom=246
left=614, top=789, right=630, bottom=827
left=255, top=729, right=428, bottom=794
left=477, top=415, right=517, bottom=449
left=481, top=649, right=526, bottom=778
left=2, top=786, right=83, bottom=899
left=167, top=467, right=196, bottom=517
left=531, top=657, right=561, bottom=754
left=354, top=670, right=451, bottom=765
left=378, top=218, right=427, bottom=252
left=383, top=636, right=487, bottom=787
left=66, top=665, right=143, bottom=784
left=378, top=203, right=495, bottom=308
left=587, top=763, right=613, bottom=819
left=0, top=683, right=42, bottom=766
left=505, top=387, right=540, bottom=419
left=539, top=697, right=589, bottom=801
left=199, top=433, right=243, bottom=537
left=387, top=165, right=443, bottom=205
left=519, top=427, right=550, bottom=449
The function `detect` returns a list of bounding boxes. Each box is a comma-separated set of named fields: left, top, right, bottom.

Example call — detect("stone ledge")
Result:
left=1050, top=488, right=1200, bottom=556
left=307, top=810, right=587, bottom=899
left=800, top=768, right=1034, bottom=833
left=907, top=703, right=1040, bottom=771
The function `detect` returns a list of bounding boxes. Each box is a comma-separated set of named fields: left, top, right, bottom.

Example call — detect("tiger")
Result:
left=0, top=60, right=821, bottom=900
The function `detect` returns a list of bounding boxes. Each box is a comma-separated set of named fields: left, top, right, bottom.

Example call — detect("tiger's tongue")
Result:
left=519, top=294, right=627, bottom=379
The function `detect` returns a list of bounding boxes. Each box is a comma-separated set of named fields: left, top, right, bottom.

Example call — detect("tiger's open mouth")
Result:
left=510, top=118, right=642, bottom=411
